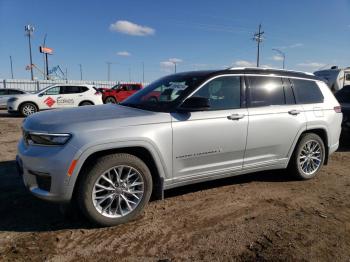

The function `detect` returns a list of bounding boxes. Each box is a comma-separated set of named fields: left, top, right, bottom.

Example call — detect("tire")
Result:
left=79, top=101, right=93, bottom=106
left=77, top=153, right=153, bottom=227
left=148, top=96, right=158, bottom=102
left=104, top=97, right=117, bottom=104
left=20, top=102, right=38, bottom=116
left=288, top=133, right=325, bottom=180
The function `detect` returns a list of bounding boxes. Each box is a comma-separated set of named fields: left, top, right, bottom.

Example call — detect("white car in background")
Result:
left=7, top=84, right=103, bottom=116
left=0, top=88, right=27, bottom=109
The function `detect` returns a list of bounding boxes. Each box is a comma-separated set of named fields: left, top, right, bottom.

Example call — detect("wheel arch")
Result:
left=19, top=101, right=39, bottom=111
left=71, top=145, right=165, bottom=202
left=78, top=100, right=94, bottom=106
left=288, top=127, right=329, bottom=166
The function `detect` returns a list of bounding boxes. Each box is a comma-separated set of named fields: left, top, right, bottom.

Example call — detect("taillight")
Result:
left=334, top=106, right=342, bottom=113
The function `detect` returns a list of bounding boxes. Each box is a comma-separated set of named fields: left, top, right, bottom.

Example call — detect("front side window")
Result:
left=44, top=86, right=60, bottom=95
left=292, top=79, right=324, bottom=104
left=0, top=90, right=8, bottom=95
left=248, top=76, right=284, bottom=107
left=192, top=76, right=241, bottom=110
left=121, top=73, right=207, bottom=112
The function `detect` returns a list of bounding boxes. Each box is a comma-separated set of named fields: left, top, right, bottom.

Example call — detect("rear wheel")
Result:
left=104, top=97, right=117, bottom=104
left=20, top=102, right=37, bottom=116
left=288, top=133, right=325, bottom=180
left=78, top=153, right=152, bottom=226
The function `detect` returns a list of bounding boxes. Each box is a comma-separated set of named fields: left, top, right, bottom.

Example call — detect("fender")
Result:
left=67, top=139, right=169, bottom=193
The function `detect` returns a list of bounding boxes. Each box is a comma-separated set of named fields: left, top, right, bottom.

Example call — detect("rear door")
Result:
left=244, top=76, right=306, bottom=167
left=59, top=86, right=86, bottom=107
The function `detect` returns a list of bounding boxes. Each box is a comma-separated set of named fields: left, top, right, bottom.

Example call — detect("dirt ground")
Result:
left=0, top=109, right=349, bottom=262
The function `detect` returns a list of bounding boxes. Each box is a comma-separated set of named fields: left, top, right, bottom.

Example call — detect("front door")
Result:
left=39, top=86, right=65, bottom=110
left=172, top=75, right=248, bottom=180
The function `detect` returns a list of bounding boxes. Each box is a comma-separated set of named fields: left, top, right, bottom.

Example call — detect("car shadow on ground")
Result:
left=0, top=110, right=22, bottom=118
left=1, top=129, right=349, bottom=232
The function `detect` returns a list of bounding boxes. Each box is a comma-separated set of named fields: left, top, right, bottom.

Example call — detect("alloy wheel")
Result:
left=298, top=140, right=322, bottom=176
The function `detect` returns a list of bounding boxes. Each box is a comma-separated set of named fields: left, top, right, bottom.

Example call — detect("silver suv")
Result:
left=17, top=68, right=342, bottom=226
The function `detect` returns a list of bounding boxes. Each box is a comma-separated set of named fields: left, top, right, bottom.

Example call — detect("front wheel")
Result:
left=20, top=102, right=37, bottom=116
left=79, top=101, right=93, bottom=106
left=288, top=133, right=325, bottom=180
left=77, top=153, right=153, bottom=226
left=104, top=97, right=117, bottom=104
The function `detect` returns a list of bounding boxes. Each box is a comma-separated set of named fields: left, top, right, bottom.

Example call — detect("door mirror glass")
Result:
left=178, top=97, right=210, bottom=111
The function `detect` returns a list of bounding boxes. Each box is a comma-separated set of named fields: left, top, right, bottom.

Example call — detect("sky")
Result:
left=0, top=0, right=350, bottom=82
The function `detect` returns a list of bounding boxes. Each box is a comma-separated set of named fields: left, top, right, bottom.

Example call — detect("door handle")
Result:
left=288, top=110, right=300, bottom=116
left=227, top=113, right=245, bottom=120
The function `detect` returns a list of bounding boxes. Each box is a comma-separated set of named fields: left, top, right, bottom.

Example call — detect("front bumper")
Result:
left=17, top=138, right=80, bottom=203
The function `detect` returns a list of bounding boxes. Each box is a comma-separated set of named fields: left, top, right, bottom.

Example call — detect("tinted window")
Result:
left=44, top=86, right=60, bottom=95
left=8, top=90, right=24, bottom=94
left=131, top=85, right=141, bottom=91
left=292, top=79, right=324, bottom=104
left=335, top=86, right=350, bottom=103
left=282, top=78, right=296, bottom=105
left=346, top=74, right=350, bottom=81
left=60, top=86, right=82, bottom=94
left=0, top=90, right=8, bottom=95
left=81, top=86, right=89, bottom=92
left=248, top=76, right=284, bottom=107
left=192, top=76, right=241, bottom=110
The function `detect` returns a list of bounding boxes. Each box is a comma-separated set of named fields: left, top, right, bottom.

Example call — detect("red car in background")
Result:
left=100, top=83, right=143, bottom=103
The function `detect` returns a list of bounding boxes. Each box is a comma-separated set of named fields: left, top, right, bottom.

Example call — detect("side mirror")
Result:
left=38, top=93, right=44, bottom=97
left=178, top=97, right=210, bottom=112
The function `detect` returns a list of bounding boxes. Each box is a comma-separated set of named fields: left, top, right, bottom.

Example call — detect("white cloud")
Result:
left=160, top=58, right=183, bottom=72
left=234, top=60, right=256, bottom=67
left=297, top=62, right=326, bottom=69
left=117, top=51, right=131, bottom=56
left=272, top=55, right=284, bottom=61
left=109, top=20, right=155, bottom=36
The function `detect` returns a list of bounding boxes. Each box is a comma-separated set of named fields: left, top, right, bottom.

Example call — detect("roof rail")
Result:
left=227, top=67, right=315, bottom=76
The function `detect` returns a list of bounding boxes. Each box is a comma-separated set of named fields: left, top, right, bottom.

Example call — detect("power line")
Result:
left=252, top=24, right=264, bottom=67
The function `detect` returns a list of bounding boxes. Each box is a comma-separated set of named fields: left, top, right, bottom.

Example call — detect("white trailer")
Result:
left=314, top=66, right=350, bottom=92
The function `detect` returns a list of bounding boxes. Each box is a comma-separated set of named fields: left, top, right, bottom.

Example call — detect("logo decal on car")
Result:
left=44, top=97, right=56, bottom=107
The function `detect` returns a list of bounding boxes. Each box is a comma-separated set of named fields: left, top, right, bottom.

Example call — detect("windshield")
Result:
left=120, top=73, right=208, bottom=112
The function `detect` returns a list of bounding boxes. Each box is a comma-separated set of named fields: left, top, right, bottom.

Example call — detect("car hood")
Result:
left=23, top=104, right=171, bottom=133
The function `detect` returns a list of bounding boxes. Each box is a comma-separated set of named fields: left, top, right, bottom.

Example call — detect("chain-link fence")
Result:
left=0, top=79, right=148, bottom=92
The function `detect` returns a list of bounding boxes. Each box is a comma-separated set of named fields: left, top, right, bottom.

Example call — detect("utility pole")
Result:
left=128, top=68, right=131, bottom=82
left=252, top=24, right=264, bottom=67
left=106, top=62, right=112, bottom=81
left=142, top=62, right=145, bottom=83
left=79, top=64, right=83, bottom=80
left=25, top=24, right=35, bottom=80
left=43, top=33, right=47, bottom=79
left=272, top=48, right=286, bottom=69
left=9, top=56, right=14, bottom=79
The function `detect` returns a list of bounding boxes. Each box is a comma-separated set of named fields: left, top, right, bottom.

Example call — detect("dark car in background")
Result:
left=335, top=85, right=350, bottom=129
left=100, top=83, right=143, bottom=104
left=0, top=88, right=27, bottom=109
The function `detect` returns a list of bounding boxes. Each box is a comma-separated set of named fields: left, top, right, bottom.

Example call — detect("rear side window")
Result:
left=0, top=90, right=8, bottom=95
left=282, top=78, right=296, bottom=105
left=8, top=90, right=24, bottom=94
left=248, top=76, right=285, bottom=107
left=346, top=74, right=350, bottom=81
left=131, top=85, right=141, bottom=91
left=291, top=79, right=324, bottom=104
left=60, top=86, right=83, bottom=94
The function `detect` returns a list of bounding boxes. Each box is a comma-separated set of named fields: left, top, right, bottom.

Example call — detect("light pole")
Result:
left=9, top=56, right=14, bottom=79
left=79, top=64, right=83, bottom=80
left=272, top=48, right=286, bottom=69
left=25, top=24, right=35, bottom=80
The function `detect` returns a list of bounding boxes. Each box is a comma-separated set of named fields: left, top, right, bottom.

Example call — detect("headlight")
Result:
left=7, top=97, right=18, bottom=102
left=25, top=132, right=71, bottom=146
